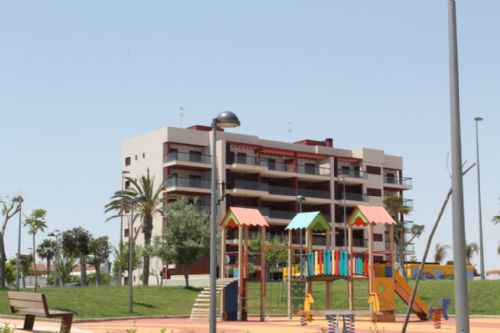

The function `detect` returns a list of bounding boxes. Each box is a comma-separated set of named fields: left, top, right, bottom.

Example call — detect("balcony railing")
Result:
left=336, top=192, right=369, bottom=202
left=403, top=199, right=414, bottom=209
left=404, top=220, right=414, bottom=232
left=229, top=155, right=331, bottom=176
left=299, top=188, right=330, bottom=199
left=406, top=243, right=415, bottom=255
left=352, top=239, right=368, bottom=248
left=269, top=185, right=297, bottom=196
left=163, top=151, right=211, bottom=164
left=231, top=179, right=269, bottom=192
left=384, top=175, right=413, bottom=187
left=164, top=177, right=211, bottom=189
left=268, top=209, right=296, bottom=220
left=337, top=169, right=368, bottom=179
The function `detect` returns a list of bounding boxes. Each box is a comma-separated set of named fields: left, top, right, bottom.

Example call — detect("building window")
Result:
left=189, top=150, right=202, bottom=163
left=267, top=158, right=276, bottom=170
left=366, top=165, right=381, bottom=175
left=135, top=155, right=138, bottom=161
left=305, top=163, right=316, bottom=175
left=142, top=152, right=146, bottom=159
left=189, top=175, right=202, bottom=188
left=124, top=228, right=129, bottom=238
left=373, top=233, right=383, bottom=242
left=367, top=188, right=382, bottom=197
left=236, top=152, right=247, bottom=164
left=125, top=180, right=130, bottom=189
left=125, top=157, right=131, bottom=166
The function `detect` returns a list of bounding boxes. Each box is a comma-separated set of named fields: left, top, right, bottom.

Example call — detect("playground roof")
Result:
left=348, top=205, right=396, bottom=226
left=285, top=211, right=332, bottom=231
left=220, top=207, right=269, bottom=228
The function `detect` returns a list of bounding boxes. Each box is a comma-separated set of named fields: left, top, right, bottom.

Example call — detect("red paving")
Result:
left=1, top=315, right=500, bottom=332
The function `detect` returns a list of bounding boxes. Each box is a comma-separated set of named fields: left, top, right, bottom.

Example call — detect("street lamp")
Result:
left=474, top=116, right=485, bottom=280
left=296, top=195, right=306, bottom=278
left=210, top=111, right=240, bottom=333
left=119, top=170, right=130, bottom=286
left=129, top=194, right=146, bottom=313
left=448, top=1, right=470, bottom=332
left=13, top=195, right=23, bottom=291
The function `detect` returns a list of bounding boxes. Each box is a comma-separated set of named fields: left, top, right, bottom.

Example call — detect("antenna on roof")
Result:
left=179, top=106, right=185, bottom=124
left=287, top=121, right=293, bottom=142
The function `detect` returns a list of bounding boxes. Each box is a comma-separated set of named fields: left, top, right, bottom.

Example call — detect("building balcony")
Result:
left=227, top=155, right=267, bottom=173
left=404, top=220, right=414, bottom=232
left=406, top=243, right=415, bottom=255
left=164, top=176, right=211, bottom=193
left=403, top=199, right=414, bottom=210
left=383, top=175, right=413, bottom=189
left=336, top=169, right=368, bottom=184
left=265, top=185, right=331, bottom=203
left=163, top=151, right=211, bottom=169
left=227, top=180, right=269, bottom=196
left=335, top=192, right=369, bottom=203
left=352, top=239, right=368, bottom=248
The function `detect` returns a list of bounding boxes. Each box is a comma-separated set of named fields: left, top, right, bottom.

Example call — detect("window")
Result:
left=135, top=155, right=138, bottom=161
left=124, top=228, right=129, bottom=238
left=305, top=163, right=316, bottom=175
left=125, top=157, right=131, bottom=166
left=335, top=228, right=346, bottom=247
left=373, top=233, right=383, bottom=242
left=267, top=158, right=276, bottom=170
left=353, top=229, right=365, bottom=247
left=367, top=188, right=382, bottom=197
left=125, top=180, right=131, bottom=189
left=189, top=150, right=202, bottom=163
left=236, top=152, right=247, bottom=164
left=189, top=175, right=202, bottom=188
left=142, top=152, right=146, bottom=159
left=340, top=166, right=350, bottom=176
left=366, top=165, right=381, bottom=175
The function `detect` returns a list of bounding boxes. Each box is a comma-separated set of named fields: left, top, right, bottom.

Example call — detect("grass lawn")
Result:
left=0, top=279, right=498, bottom=319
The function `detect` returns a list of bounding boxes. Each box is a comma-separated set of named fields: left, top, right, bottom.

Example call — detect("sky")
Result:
left=1, top=1, right=499, bottom=273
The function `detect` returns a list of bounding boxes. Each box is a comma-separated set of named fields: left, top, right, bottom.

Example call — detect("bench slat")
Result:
left=9, top=299, right=46, bottom=310
left=7, top=291, right=44, bottom=302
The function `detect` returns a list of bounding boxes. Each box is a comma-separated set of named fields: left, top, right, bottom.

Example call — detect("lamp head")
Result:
left=296, top=194, right=306, bottom=203
left=215, top=111, right=240, bottom=128
left=133, top=195, right=147, bottom=203
left=474, top=117, right=483, bottom=122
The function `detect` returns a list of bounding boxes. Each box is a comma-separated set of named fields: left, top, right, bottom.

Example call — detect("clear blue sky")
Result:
left=1, top=1, right=499, bottom=271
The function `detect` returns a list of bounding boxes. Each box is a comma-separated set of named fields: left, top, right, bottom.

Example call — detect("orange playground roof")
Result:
left=220, top=207, right=269, bottom=228
left=348, top=205, right=396, bottom=226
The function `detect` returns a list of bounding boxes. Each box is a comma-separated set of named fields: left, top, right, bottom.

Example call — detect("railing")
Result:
left=404, top=220, right=414, bottom=231
left=269, top=209, right=296, bottom=220
left=406, top=243, right=415, bottom=255
left=231, top=179, right=269, bottom=192
left=312, top=235, right=327, bottom=246
left=384, top=175, right=413, bottom=187
left=269, top=185, right=297, bottom=196
left=164, top=177, right=211, bottom=189
left=403, top=199, right=414, bottom=209
left=299, top=188, right=330, bottom=199
left=337, top=169, right=368, bottom=179
left=229, top=155, right=331, bottom=176
left=336, top=192, right=369, bottom=202
left=352, top=239, right=368, bottom=248
left=163, top=151, right=211, bottom=164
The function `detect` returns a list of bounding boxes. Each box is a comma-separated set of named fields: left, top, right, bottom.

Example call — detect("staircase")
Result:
left=190, top=278, right=237, bottom=321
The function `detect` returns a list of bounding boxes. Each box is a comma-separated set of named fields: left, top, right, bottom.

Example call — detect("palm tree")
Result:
left=433, top=243, right=450, bottom=264
left=24, top=209, right=47, bottom=292
left=383, top=195, right=411, bottom=276
left=465, top=242, right=479, bottom=266
left=105, top=169, right=165, bottom=286
left=37, top=239, right=57, bottom=280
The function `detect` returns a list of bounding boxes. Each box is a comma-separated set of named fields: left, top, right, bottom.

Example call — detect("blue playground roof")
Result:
left=285, top=211, right=332, bottom=231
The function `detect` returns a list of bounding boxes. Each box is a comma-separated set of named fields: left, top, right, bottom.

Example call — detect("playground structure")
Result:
left=215, top=205, right=433, bottom=324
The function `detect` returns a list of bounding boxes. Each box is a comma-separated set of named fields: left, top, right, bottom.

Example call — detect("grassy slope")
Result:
left=0, top=280, right=498, bottom=319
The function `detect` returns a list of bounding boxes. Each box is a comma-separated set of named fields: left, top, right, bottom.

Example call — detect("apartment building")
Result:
left=121, top=125, right=413, bottom=285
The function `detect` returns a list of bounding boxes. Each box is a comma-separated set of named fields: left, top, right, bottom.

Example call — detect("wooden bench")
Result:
left=7, top=291, right=73, bottom=333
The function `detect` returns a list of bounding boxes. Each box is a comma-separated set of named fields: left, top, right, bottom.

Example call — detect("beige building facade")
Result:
left=121, top=125, right=412, bottom=285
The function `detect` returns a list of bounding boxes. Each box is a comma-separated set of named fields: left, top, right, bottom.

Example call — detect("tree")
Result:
left=105, top=169, right=165, bottom=286
left=18, top=254, right=33, bottom=288
left=37, top=239, right=57, bottom=279
left=465, top=241, right=479, bottom=266
left=55, top=255, right=77, bottom=285
left=383, top=195, right=424, bottom=277
left=0, top=195, right=23, bottom=288
left=62, top=227, right=91, bottom=286
left=159, top=196, right=209, bottom=288
left=112, top=242, right=142, bottom=282
left=5, top=259, right=16, bottom=287
left=24, top=209, right=47, bottom=292
left=249, top=235, right=287, bottom=280
left=433, top=243, right=450, bottom=264
left=492, top=198, right=500, bottom=224
left=89, top=236, right=111, bottom=286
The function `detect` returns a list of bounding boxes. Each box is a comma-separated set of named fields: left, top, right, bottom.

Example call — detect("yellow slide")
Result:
left=393, top=269, right=429, bottom=320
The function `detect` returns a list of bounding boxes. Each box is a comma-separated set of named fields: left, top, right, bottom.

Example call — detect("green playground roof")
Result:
left=285, top=211, right=332, bottom=231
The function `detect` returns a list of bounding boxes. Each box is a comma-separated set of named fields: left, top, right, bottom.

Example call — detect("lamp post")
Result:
left=119, top=170, right=130, bottom=286
left=13, top=196, right=23, bottom=291
left=448, top=1, right=470, bottom=332
left=474, top=116, right=485, bottom=280
left=296, top=195, right=306, bottom=278
left=209, top=111, right=240, bottom=333
left=129, top=194, right=146, bottom=313
left=48, top=230, right=60, bottom=286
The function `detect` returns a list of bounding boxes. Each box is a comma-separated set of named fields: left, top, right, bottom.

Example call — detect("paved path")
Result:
left=1, top=315, right=499, bottom=332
